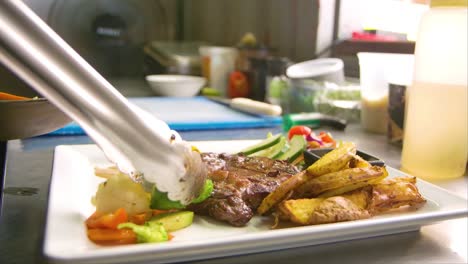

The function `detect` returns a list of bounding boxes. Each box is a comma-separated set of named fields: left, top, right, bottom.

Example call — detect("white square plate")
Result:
left=43, top=141, right=468, bottom=264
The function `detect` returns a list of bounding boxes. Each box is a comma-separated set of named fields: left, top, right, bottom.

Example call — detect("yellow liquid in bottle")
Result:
left=361, top=95, right=388, bottom=134
left=401, top=82, right=468, bottom=180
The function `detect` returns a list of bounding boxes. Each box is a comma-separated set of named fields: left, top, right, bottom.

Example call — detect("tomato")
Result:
left=288, top=125, right=312, bottom=140
left=228, top=71, right=249, bottom=98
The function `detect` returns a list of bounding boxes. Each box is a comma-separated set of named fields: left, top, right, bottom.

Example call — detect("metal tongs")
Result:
left=0, top=1, right=206, bottom=205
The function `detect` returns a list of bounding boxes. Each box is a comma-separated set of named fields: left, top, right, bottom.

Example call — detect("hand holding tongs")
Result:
left=0, top=1, right=206, bottom=205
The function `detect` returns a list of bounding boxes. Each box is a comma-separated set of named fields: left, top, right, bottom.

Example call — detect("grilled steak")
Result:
left=188, top=153, right=299, bottom=227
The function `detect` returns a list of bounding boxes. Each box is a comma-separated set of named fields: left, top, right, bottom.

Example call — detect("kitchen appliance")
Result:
left=46, top=0, right=170, bottom=78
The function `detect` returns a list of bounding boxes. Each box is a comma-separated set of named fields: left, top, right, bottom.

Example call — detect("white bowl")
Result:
left=145, top=75, right=206, bottom=97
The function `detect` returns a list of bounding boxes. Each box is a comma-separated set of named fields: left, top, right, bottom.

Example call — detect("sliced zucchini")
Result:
left=277, top=135, right=307, bottom=162
left=238, top=133, right=282, bottom=156
left=149, top=211, right=194, bottom=232
left=150, top=179, right=213, bottom=210
left=150, top=187, right=186, bottom=210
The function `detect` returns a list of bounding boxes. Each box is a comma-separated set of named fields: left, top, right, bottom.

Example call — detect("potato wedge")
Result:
left=368, top=177, right=426, bottom=214
left=306, top=142, right=356, bottom=177
left=318, top=167, right=388, bottom=198
left=340, top=187, right=372, bottom=210
left=278, top=198, right=325, bottom=224
left=278, top=196, right=371, bottom=225
left=257, top=171, right=308, bottom=215
left=348, top=154, right=371, bottom=168
left=295, top=166, right=385, bottom=198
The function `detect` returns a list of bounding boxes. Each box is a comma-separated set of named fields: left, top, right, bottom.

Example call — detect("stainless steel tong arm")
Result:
left=0, top=0, right=206, bottom=204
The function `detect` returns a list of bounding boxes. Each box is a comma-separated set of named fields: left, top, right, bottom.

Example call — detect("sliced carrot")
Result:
left=86, top=208, right=129, bottom=229
left=0, top=92, right=30, bottom=100
left=130, top=212, right=151, bottom=225
left=87, top=228, right=137, bottom=245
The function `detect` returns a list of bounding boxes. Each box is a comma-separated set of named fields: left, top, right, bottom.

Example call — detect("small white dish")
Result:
left=145, top=75, right=206, bottom=97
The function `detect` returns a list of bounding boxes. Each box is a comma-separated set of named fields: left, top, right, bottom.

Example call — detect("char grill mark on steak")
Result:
left=188, top=153, right=299, bottom=227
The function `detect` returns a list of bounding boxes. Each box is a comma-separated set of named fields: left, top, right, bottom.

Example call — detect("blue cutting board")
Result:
left=48, top=97, right=282, bottom=135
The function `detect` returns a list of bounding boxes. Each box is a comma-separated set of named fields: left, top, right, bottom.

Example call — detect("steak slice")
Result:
left=188, top=153, right=299, bottom=227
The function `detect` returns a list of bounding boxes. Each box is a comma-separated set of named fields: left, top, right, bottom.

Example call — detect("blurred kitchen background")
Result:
left=0, top=0, right=428, bottom=117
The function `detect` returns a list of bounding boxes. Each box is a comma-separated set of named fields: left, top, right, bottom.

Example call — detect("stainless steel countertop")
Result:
left=1, top=123, right=467, bottom=264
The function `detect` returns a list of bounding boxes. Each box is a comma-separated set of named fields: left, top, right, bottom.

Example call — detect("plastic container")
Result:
left=357, top=53, right=414, bottom=134
left=287, top=79, right=323, bottom=113
left=401, top=1, right=468, bottom=181
left=199, top=46, right=238, bottom=97
left=314, top=82, right=361, bottom=123
left=286, top=58, right=345, bottom=85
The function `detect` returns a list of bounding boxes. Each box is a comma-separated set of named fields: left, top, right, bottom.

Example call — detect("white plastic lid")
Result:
left=286, top=58, right=344, bottom=79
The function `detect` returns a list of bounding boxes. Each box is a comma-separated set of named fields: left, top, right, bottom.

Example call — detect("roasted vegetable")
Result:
left=87, top=228, right=137, bottom=245
left=348, top=154, right=372, bottom=168
left=93, top=173, right=150, bottom=216
left=151, top=179, right=214, bottom=210
left=295, top=166, right=386, bottom=198
left=85, top=208, right=129, bottom=229
left=367, top=177, right=426, bottom=214
left=306, top=142, right=356, bottom=177
left=278, top=196, right=371, bottom=225
left=118, top=222, right=168, bottom=243
left=275, top=176, right=425, bottom=226
left=257, top=171, right=308, bottom=215
left=149, top=211, right=194, bottom=232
